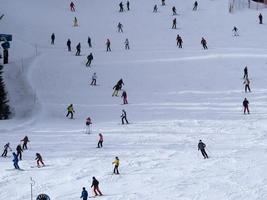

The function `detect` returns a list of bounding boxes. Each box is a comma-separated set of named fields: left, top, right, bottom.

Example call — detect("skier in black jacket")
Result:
left=51, top=33, right=55, bottom=45
left=91, top=177, right=103, bottom=196
left=86, top=53, right=93, bottom=67
left=16, top=144, right=23, bottom=160
left=76, top=43, right=81, bottom=56
left=198, top=140, right=208, bottom=159
left=243, top=98, right=250, bottom=114
left=67, top=39, right=71, bottom=51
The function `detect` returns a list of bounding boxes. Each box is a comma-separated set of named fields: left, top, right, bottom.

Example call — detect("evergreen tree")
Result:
left=0, top=65, right=11, bottom=119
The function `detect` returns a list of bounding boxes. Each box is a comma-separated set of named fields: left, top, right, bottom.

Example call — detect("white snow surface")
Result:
left=1, top=0, right=267, bottom=199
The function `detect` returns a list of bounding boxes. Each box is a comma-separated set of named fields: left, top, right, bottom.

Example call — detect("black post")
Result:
left=3, top=49, right=8, bottom=64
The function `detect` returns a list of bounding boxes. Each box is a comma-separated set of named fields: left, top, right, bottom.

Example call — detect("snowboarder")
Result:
left=121, top=90, right=128, bottom=104
left=243, top=98, right=250, bottom=114
left=198, top=140, right=208, bottom=159
left=70, top=1, right=75, bottom=11
left=193, top=1, right=198, bottom=11
left=243, top=77, right=251, bottom=93
left=85, top=117, right=92, bottom=134
left=119, top=2, right=124, bottom=12
left=97, top=133, right=103, bottom=148
left=118, top=22, right=123, bottom=33
left=126, top=1, right=130, bottom=11
left=106, top=39, right=111, bottom=52
left=76, top=43, right=81, bottom=56
left=86, top=53, right=93, bottom=67
left=1, top=142, right=12, bottom=157
left=67, top=39, right=71, bottom=51
left=21, top=136, right=30, bottom=150
left=125, top=38, right=130, bottom=50
left=112, top=156, right=120, bottom=174
left=80, top=187, right=88, bottom=200
left=87, top=37, right=92, bottom=48
left=91, top=72, right=97, bottom=86
left=176, top=34, right=183, bottom=48
left=172, top=6, right=177, bottom=15
left=66, top=104, right=75, bottom=119
left=16, top=144, right=23, bottom=160
left=12, top=152, right=20, bottom=169
left=172, top=18, right=177, bottom=29
left=201, top=37, right=208, bottom=49
left=121, top=109, right=129, bottom=124
left=259, top=13, right=263, bottom=24
left=162, top=0, right=165, bottom=6
left=153, top=5, right=158, bottom=13
left=35, top=153, right=45, bottom=167
left=51, top=33, right=55, bottom=45
left=243, top=66, right=248, bottom=79
left=91, top=177, right=103, bottom=196
left=232, top=26, right=239, bottom=36
left=74, top=17, right=78, bottom=27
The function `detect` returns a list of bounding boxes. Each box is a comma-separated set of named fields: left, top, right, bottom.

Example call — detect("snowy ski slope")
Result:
left=1, top=0, right=267, bottom=199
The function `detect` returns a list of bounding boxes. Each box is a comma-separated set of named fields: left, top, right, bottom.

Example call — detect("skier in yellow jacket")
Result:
left=112, top=157, right=120, bottom=174
left=66, top=104, right=75, bottom=119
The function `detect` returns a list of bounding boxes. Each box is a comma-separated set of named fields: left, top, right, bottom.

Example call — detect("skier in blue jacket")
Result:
left=80, top=187, right=88, bottom=200
left=12, top=152, right=20, bottom=169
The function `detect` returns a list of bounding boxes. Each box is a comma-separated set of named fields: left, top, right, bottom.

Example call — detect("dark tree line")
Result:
left=0, top=65, right=11, bottom=119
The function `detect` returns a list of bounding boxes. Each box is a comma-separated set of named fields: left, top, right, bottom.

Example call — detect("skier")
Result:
left=112, top=79, right=124, bottom=96
left=172, top=6, right=177, bottom=15
left=74, top=17, right=78, bottom=27
left=67, top=39, right=71, bottom=51
left=243, top=98, right=250, bottom=114
left=162, top=0, right=165, bottom=6
left=86, top=53, right=93, bottom=67
left=106, top=39, right=111, bottom=52
left=198, top=140, right=209, bottom=159
left=121, top=90, right=128, bottom=104
left=51, top=33, right=55, bottom=45
left=80, top=187, right=88, bottom=200
left=172, top=18, right=177, bottom=29
left=125, top=38, right=130, bottom=50
left=91, top=72, right=97, bottom=86
left=193, top=1, right=198, bottom=11
left=1, top=142, right=12, bottom=157
left=176, top=34, right=183, bottom=48
left=76, top=43, right=81, bottom=56
left=21, top=136, right=30, bottom=150
left=243, top=77, right=251, bottom=93
left=66, top=104, right=75, bottom=119
left=112, top=156, right=120, bottom=174
left=91, top=177, right=103, bottom=196
left=97, top=133, right=103, bottom=148
left=118, top=22, right=123, bottom=33
left=119, top=2, right=124, bottom=12
left=16, top=144, right=23, bottom=160
left=85, top=117, right=92, bottom=134
left=259, top=13, right=263, bottom=24
left=153, top=5, right=158, bottom=13
left=35, top=153, right=45, bottom=167
left=87, top=37, right=92, bottom=48
left=243, top=66, right=248, bottom=79
left=12, top=152, right=20, bottom=170
left=201, top=37, right=208, bottom=49
left=232, top=26, right=239, bottom=36
left=121, top=109, right=129, bottom=124
left=70, top=1, right=75, bottom=11
left=126, top=1, right=130, bottom=11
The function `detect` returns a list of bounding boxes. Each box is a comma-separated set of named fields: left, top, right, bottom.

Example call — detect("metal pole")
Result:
left=30, top=177, right=35, bottom=200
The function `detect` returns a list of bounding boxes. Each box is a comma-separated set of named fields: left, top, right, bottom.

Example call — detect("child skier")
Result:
left=176, top=34, right=183, bottom=48
left=97, top=133, right=103, bottom=148
left=12, top=152, right=20, bottom=169
left=112, top=156, right=120, bottom=174
left=232, top=26, right=239, bottom=36
left=125, top=38, right=130, bottom=50
left=198, top=140, right=208, bottom=159
left=121, top=90, right=128, bottom=104
left=1, top=142, right=12, bottom=157
left=85, top=117, right=92, bottom=134
left=66, top=104, right=75, bottom=119
left=35, top=153, right=45, bottom=167
left=117, top=22, right=123, bottom=33
left=80, top=187, right=88, bottom=200
left=90, top=73, right=97, bottom=86
left=91, top=177, right=103, bottom=196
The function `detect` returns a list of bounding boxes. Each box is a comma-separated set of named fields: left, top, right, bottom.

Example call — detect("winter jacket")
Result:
left=16, top=145, right=23, bottom=153
left=12, top=153, right=18, bottom=163
left=198, top=142, right=206, bottom=150
left=67, top=105, right=74, bottom=112
left=80, top=190, right=88, bottom=199
left=243, top=99, right=249, bottom=107
left=99, top=134, right=103, bottom=142
left=91, top=179, right=99, bottom=187
left=112, top=159, right=120, bottom=167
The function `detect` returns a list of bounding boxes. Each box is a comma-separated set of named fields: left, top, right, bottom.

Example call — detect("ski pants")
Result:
left=91, top=79, right=96, bottom=85
left=244, top=106, right=250, bottom=114
left=51, top=39, right=54, bottom=45
left=17, top=151, right=22, bottom=160
left=193, top=6, right=197, bottom=10
left=122, top=117, right=129, bottom=124
left=98, top=141, right=103, bottom=148
left=112, top=90, right=119, bottom=97
left=113, top=165, right=119, bottom=174
left=106, top=46, right=111, bottom=52
left=245, top=84, right=251, bottom=92
left=71, top=7, right=75, bottom=12
left=86, top=59, right=92, bottom=67
left=200, top=149, right=208, bottom=159
left=123, top=98, right=128, bottom=104
left=1, top=149, right=7, bottom=157
left=172, top=24, right=176, bottom=29
left=22, top=143, right=27, bottom=150
left=125, top=44, right=130, bottom=50
left=68, top=46, right=71, bottom=51
left=37, top=159, right=44, bottom=167
left=88, top=42, right=92, bottom=48
left=118, top=28, right=123, bottom=33
left=203, top=44, right=208, bottom=49
left=66, top=111, right=73, bottom=119
left=93, top=186, right=102, bottom=196
left=76, top=50, right=80, bottom=56
left=14, top=162, right=20, bottom=169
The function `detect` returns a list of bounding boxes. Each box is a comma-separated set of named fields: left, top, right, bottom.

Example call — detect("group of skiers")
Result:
left=119, top=1, right=130, bottom=12
left=1, top=136, right=45, bottom=169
